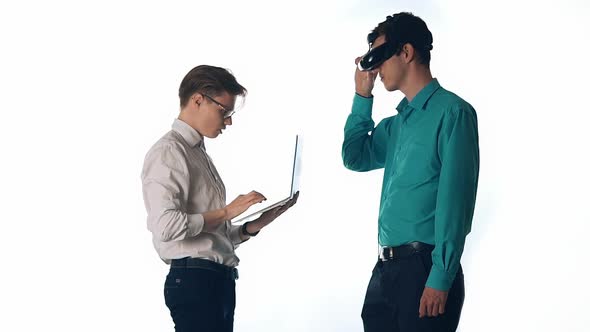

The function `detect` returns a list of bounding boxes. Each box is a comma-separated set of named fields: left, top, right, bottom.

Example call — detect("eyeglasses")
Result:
left=201, top=93, right=235, bottom=119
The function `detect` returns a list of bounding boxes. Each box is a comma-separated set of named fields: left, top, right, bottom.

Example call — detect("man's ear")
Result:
left=192, top=93, right=204, bottom=106
left=402, top=43, right=416, bottom=64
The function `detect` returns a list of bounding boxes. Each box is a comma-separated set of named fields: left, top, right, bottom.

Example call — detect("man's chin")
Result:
left=384, top=84, right=398, bottom=92
left=203, top=132, right=219, bottom=139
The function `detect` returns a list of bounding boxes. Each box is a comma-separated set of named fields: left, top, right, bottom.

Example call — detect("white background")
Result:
left=1, top=0, right=589, bottom=331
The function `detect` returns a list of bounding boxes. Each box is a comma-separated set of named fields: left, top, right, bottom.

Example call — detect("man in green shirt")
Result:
left=342, top=12, right=479, bottom=332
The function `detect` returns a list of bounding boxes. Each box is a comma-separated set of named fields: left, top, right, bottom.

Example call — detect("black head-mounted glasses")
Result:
left=358, top=42, right=398, bottom=72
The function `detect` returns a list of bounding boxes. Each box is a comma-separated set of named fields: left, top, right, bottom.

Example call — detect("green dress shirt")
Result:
left=342, top=79, right=479, bottom=291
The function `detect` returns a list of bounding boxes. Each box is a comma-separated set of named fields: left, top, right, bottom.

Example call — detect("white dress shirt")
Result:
left=141, top=119, right=244, bottom=266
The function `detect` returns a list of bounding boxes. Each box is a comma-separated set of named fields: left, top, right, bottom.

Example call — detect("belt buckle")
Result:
left=380, top=247, right=394, bottom=261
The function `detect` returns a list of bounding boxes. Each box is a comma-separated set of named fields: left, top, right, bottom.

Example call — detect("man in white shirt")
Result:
left=141, top=65, right=298, bottom=332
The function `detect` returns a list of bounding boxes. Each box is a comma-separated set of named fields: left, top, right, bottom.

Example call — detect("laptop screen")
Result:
left=231, top=134, right=301, bottom=223
left=289, top=135, right=302, bottom=198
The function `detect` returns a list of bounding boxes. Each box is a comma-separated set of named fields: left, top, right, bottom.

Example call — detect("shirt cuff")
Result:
left=186, top=213, right=204, bottom=237
left=229, top=224, right=248, bottom=246
left=352, top=93, right=374, bottom=118
left=426, top=265, right=456, bottom=291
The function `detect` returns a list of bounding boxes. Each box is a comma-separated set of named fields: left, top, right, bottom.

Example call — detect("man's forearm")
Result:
left=202, top=208, right=229, bottom=232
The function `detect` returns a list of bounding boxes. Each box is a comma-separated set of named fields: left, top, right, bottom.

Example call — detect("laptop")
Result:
left=232, top=135, right=302, bottom=223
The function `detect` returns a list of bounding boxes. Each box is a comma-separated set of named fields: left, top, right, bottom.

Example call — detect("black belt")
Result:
left=171, top=257, right=239, bottom=280
left=379, top=241, right=434, bottom=261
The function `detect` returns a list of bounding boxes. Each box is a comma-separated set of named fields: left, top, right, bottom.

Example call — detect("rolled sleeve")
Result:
left=142, top=144, right=204, bottom=242
left=186, top=213, right=205, bottom=237
left=229, top=224, right=248, bottom=247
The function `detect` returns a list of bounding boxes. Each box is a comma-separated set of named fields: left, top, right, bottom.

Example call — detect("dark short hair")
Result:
left=178, top=65, right=247, bottom=108
left=369, top=12, right=433, bottom=66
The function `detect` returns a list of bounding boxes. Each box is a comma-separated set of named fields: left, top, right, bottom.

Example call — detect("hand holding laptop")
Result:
left=243, top=191, right=299, bottom=234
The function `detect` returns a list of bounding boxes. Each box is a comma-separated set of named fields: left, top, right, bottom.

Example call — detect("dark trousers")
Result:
left=362, top=249, right=465, bottom=332
left=164, top=259, right=236, bottom=332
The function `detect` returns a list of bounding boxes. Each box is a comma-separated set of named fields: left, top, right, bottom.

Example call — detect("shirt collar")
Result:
left=172, top=118, right=204, bottom=148
left=396, top=78, right=441, bottom=113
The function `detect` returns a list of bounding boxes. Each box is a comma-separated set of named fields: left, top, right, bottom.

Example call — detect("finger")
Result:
left=355, top=56, right=362, bottom=65
left=431, top=302, right=440, bottom=317
left=290, top=193, right=299, bottom=205
left=277, top=204, right=289, bottom=214
left=248, top=191, right=266, bottom=202
left=438, top=301, right=445, bottom=315
left=249, top=197, right=265, bottom=205
left=429, top=302, right=437, bottom=317
left=248, top=190, right=264, bottom=198
left=284, top=199, right=296, bottom=210
left=256, top=191, right=267, bottom=200
left=418, top=298, right=426, bottom=318
left=266, top=206, right=282, bottom=215
left=270, top=210, right=284, bottom=219
left=424, top=301, right=431, bottom=317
